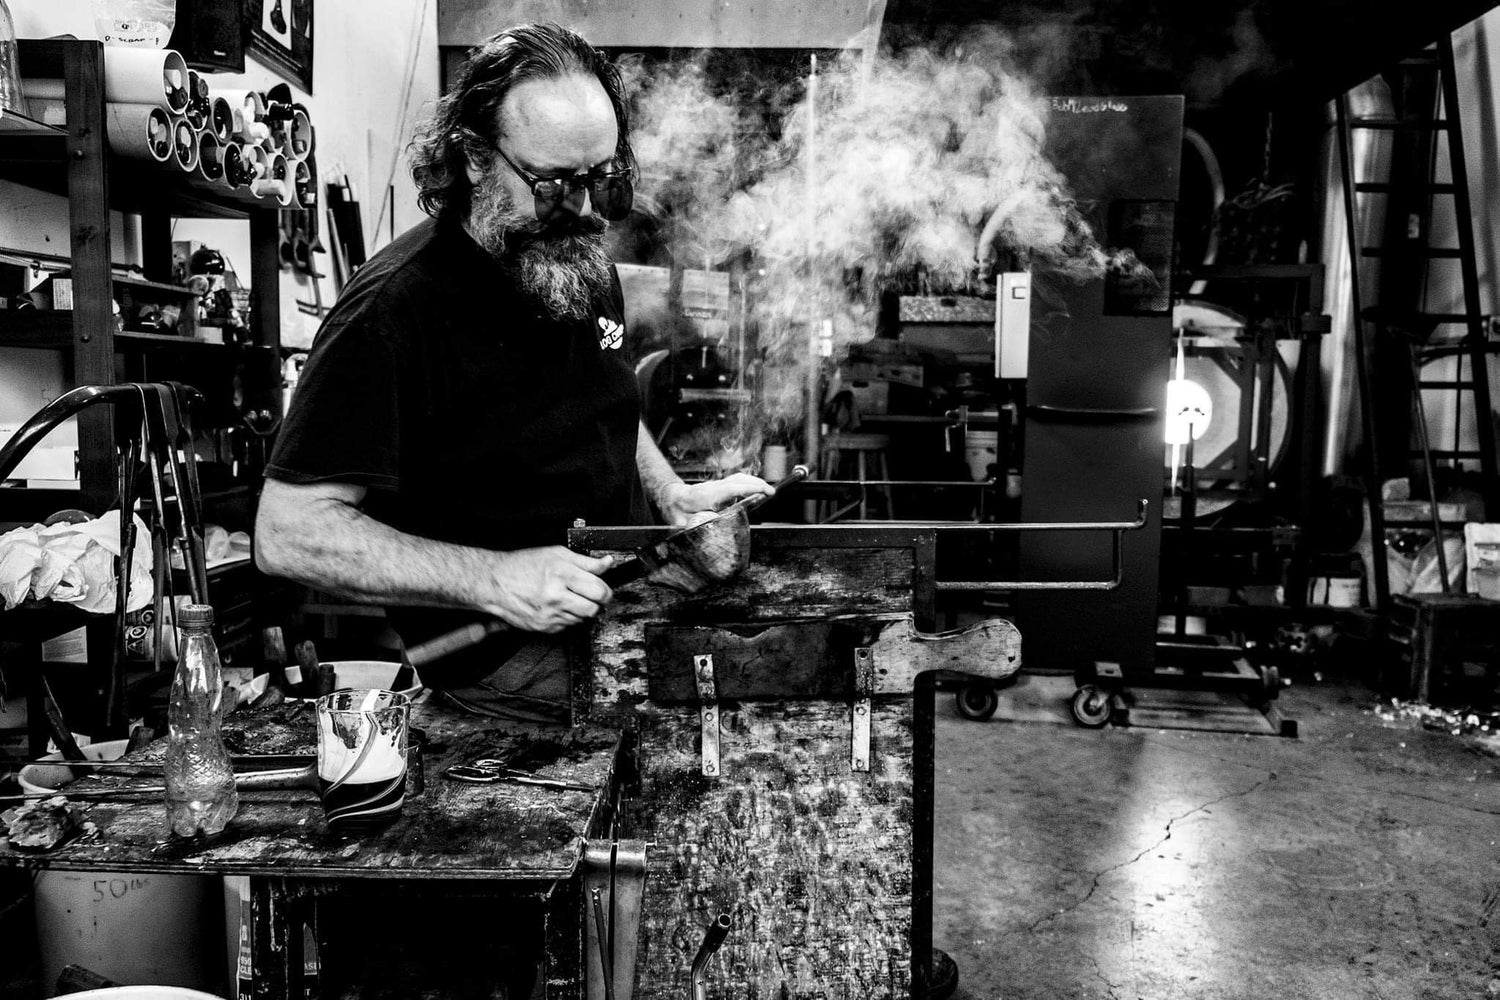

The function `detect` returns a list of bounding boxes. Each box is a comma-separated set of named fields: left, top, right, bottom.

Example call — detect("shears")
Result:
left=443, top=760, right=595, bottom=793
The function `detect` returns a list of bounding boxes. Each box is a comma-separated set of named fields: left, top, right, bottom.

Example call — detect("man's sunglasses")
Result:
left=492, top=144, right=634, bottom=223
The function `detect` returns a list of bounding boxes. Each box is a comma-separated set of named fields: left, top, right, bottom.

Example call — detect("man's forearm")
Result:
left=635, top=421, right=685, bottom=514
left=256, top=494, right=494, bottom=611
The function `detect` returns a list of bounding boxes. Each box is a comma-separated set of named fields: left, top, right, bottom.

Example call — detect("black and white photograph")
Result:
left=0, top=3, right=1498, bottom=999
left=248, top=0, right=314, bottom=92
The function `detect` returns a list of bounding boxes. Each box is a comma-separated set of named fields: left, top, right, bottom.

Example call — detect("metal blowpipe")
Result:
left=0, top=765, right=318, bottom=805
left=688, top=912, right=733, bottom=1000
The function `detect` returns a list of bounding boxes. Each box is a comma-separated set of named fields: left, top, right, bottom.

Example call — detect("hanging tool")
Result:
left=583, top=838, right=648, bottom=1000
left=107, top=396, right=145, bottom=731
left=405, top=466, right=809, bottom=668
left=591, top=888, right=615, bottom=1000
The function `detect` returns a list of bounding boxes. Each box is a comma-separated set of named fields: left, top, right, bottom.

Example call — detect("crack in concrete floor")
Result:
left=1084, top=952, right=1122, bottom=999
left=1025, top=775, right=1271, bottom=935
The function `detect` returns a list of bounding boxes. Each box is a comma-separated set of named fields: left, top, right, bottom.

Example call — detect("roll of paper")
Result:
left=193, top=133, right=224, bottom=186
left=284, top=108, right=314, bottom=160
left=241, top=143, right=270, bottom=183
left=291, top=158, right=314, bottom=209
left=183, top=69, right=211, bottom=130
left=102, top=48, right=189, bottom=114
left=253, top=152, right=293, bottom=206
left=170, top=116, right=199, bottom=173
left=208, top=97, right=235, bottom=143
left=220, top=141, right=252, bottom=190
left=104, top=104, right=173, bottom=163
left=21, top=78, right=65, bottom=102
left=217, top=88, right=266, bottom=142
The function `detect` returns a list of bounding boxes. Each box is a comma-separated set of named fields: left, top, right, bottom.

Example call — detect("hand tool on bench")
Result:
left=405, top=466, right=810, bottom=667
left=443, top=759, right=595, bottom=792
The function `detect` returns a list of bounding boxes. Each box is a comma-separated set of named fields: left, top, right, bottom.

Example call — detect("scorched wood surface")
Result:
left=631, top=701, right=916, bottom=1000
left=0, top=704, right=622, bottom=881
left=569, top=525, right=1012, bottom=1000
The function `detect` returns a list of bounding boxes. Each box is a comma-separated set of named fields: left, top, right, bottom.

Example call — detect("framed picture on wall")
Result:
left=247, top=0, right=314, bottom=93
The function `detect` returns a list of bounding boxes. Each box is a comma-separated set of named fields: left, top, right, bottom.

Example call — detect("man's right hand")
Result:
left=479, top=546, right=617, bottom=633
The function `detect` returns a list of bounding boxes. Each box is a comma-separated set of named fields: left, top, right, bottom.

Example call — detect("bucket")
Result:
left=51, top=989, right=225, bottom=999
left=963, top=429, right=998, bottom=482
left=282, top=659, right=423, bottom=699
left=21, top=743, right=224, bottom=995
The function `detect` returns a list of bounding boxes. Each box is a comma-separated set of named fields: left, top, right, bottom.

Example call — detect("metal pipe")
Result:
left=802, top=54, right=822, bottom=523
left=0, top=384, right=141, bottom=482
left=688, top=912, right=733, bottom=1000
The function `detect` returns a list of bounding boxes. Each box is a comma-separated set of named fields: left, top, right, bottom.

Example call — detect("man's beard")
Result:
left=467, top=169, right=613, bottom=321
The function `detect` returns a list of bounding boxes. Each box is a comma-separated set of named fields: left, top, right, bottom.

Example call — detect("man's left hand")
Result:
left=658, top=474, right=775, bottom=527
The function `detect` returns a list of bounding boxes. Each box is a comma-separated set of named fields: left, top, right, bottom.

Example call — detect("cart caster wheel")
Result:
left=954, top=683, right=999, bottom=721
left=1260, top=664, right=1282, bottom=704
left=1071, top=684, right=1113, bottom=728
left=926, top=947, right=959, bottom=1000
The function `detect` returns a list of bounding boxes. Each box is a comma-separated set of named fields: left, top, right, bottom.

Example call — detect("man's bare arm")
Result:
left=634, top=422, right=772, bottom=525
left=254, top=478, right=615, bottom=633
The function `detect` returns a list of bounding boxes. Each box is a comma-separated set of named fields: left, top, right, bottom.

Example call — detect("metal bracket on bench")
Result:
left=695, top=654, right=720, bottom=777
left=851, top=645, right=873, bottom=772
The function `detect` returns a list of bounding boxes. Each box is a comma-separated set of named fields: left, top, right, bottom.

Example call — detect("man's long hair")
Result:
left=409, top=22, right=635, bottom=223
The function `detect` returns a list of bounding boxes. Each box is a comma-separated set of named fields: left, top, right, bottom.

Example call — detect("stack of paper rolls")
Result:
left=19, top=49, right=318, bottom=205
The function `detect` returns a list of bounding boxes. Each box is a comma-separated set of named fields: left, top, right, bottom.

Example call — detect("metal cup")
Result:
left=314, top=688, right=410, bottom=832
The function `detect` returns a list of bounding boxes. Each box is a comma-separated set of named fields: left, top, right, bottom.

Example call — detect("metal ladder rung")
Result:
left=1361, top=308, right=1471, bottom=325
left=1361, top=247, right=1464, bottom=258
left=1353, top=182, right=1457, bottom=194
left=1349, top=117, right=1452, bottom=130
left=1418, top=380, right=1481, bottom=390
left=1421, top=341, right=1500, bottom=360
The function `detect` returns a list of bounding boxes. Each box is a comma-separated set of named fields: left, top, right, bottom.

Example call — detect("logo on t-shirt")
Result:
left=597, top=316, right=624, bottom=351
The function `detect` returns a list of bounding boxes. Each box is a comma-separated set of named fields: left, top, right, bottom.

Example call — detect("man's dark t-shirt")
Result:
left=265, top=217, right=648, bottom=693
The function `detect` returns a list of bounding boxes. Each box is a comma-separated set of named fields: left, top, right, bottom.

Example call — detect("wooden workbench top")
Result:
left=0, top=701, right=623, bottom=882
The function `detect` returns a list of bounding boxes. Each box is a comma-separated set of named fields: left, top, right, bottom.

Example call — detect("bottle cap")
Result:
left=178, top=604, right=215, bottom=627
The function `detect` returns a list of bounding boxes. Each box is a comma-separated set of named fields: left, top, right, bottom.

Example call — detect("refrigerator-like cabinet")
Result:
left=1016, top=96, right=1184, bottom=677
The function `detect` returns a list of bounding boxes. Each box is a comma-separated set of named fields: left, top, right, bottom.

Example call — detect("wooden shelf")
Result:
left=0, top=310, right=73, bottom=347
left=0, top=107, right=68, bottom=162
left=117, top=330, right=274, bottom=355
left=0, top=313, right=273, bottom=356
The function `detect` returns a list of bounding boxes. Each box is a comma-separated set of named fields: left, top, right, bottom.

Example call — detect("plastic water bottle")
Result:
left=164, top=603, right=238, bottom=836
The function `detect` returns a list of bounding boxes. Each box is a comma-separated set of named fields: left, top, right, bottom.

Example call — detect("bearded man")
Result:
left=255, top=22, right=769, bottom=722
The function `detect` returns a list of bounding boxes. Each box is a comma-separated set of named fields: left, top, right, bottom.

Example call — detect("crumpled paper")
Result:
left=0, top=510, right=153, bottom=614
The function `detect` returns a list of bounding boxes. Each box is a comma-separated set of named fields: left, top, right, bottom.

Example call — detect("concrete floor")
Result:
left=932, top=676, right=1500, bottom=1000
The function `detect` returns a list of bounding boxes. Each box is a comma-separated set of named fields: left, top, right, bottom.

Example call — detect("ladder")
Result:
left=1336, top=34, right=1499, bottom=605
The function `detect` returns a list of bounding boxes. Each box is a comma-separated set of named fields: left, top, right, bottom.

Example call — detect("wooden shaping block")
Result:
left=644, top=614, right=1020, bottom=702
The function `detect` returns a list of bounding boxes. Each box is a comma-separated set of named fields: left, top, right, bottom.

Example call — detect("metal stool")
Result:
left=820, top=431, right=895, bottom=519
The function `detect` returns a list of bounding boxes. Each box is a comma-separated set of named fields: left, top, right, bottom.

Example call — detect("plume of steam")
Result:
left=624, top=38, right=1135, bottom=450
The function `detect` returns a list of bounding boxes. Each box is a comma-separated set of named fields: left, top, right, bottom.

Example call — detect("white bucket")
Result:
left=963, top=430, right=999, bottom=482
left=50, top=989, right=226, bottom=999
left=21, top=743, right=224, bottom=994
left=282, top=659, right=423, bottom=699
